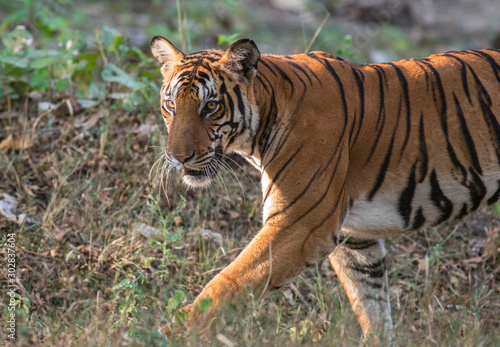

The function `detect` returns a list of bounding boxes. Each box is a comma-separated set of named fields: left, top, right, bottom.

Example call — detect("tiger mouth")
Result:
left=182, top=152, right=222, bottom=178
left=182, top=167, right=208, bottom=177
left=178, top=147, right=222, bottom=186
left=182, top=164, right=220, bottom=178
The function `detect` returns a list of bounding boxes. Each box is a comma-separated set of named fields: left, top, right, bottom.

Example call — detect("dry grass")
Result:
left=1, top=95, right=499, bottom=346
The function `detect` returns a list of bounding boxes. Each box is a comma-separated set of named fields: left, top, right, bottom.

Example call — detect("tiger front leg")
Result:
left=329, top=237, right=393, bottom=344
left=161, top=221, right=337, bottom=336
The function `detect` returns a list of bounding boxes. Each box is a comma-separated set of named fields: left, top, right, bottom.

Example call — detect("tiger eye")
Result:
left=166, top=100, right=175, bottom=110
left=205, top=101, right=218, bottom=110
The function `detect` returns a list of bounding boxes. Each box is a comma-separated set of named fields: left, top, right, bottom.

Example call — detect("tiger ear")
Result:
left=150, top=36, right=185, bottom=69
left=220, top=39, right=260, bottom=82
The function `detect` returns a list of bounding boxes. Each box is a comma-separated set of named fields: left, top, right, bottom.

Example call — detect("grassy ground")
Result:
left=1, top=1, right=500, bottom=346
left=1, top=106, right=499, bottom=346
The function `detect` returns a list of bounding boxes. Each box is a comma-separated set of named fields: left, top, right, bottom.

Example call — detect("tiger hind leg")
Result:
left=329, top=237, right=393, bottom=344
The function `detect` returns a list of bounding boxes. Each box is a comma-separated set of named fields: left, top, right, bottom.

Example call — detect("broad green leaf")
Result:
left=30, top=55, right=63, bottom=69
left=174, top=290, right=185, bottom=302
left=218, top=33, right=240, bottom=46
left=199, top=298, right=212, bottom=314
left=88, top=82, right=106, bottom=99
left=29, top=69, right=50, bottom=90
left=166, top=297, right=178, bottom=314
left=0, top=55, right=28, bottom=68
left=101, top=27, right=121, bottom=47
left=112, top=35, right=124, bottom=51
left=101, top=63, right=142, bottom=90
left=25, top=49, right=61, bottom=59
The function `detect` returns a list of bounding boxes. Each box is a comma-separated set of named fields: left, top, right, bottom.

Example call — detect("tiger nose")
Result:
left=170, top=152, right=194, bottom=163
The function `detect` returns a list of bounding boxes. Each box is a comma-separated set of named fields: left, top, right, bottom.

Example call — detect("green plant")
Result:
left=111, top=275, right=147, bottom=329
left=0, top=19, right=160, bottom=110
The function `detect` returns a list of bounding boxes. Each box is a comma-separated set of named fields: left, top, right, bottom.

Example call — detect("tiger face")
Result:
left=151, top=36, right=260, bottom=187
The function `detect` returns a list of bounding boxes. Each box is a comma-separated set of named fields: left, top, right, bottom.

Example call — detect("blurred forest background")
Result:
left=1, top=0, right=499, bottom=346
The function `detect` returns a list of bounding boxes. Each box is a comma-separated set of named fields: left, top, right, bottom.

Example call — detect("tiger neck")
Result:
left=237, top=56, right=298, bottom=171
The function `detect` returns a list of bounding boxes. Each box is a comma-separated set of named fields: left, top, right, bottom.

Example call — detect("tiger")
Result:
left=150, top=35, right=500, bottom=342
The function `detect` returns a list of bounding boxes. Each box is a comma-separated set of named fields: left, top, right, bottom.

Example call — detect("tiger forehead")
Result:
left=164, top=50, right=225, bottom=98
left=176, top=49, right=224, bottom=77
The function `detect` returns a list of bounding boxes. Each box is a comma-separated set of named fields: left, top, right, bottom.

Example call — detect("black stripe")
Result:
left=270, top=142, right=345, bottom=228
left=265, top=164, right=322, bottom=222
left=253, top=73, right=277, bottom=156
left=301, top=180, right=347, bottom=252
left=413, top=60, right=431, bottom=91
left=307, top=54, right=349, bottom=131
left=455, top=203, right=468, bottom=220
left=197, top=70, right=211, bottom=81
left=255, top=75, right=269, bottom=94
left=368, top=120, right=397, bottom=201
left=219, top=79, right=227, bottom=95
left=358, top=277, right=383, bottom=289
left=453, top=93, right=482, bottom=175
left=265, top=59, right=295, bottom=96
left=298, top=58, right=323, bottom=84
left=346, top=259, right=384, bottom=278
left=467, top=50, right=500, bottom=84
left=487, top=180, right=500, bottom=205
left=291, top=70, right=307, bottom=102
left=466, top=65, right=500, bottom=166
left=442, top=53, right=472, bottom=104
left=232, top=85, right=246, bottom=130
left=350, top=68, right=365, bottom=146
left=265, top=143, right=344, bottom=223
left=338, top=238, right=378, bottom=250
left=387, top=62, right=412, bottom=158
left=418, top=114, right=428, bottom=183
left=410, top=207, right=426, bottom=230
left=419, top=60, right=468, bottom=179
left=466, top=167, right=487, bottom=213
left=398, top=161, right=418, bottom=228
left=258, top=59, right=277, bottom=76
left=372, top=65, right=387, bottom=130
left=429, top=170, right=453, bottom=225
left=225, top=91, right=235, bottom=122
left=364, top=65, right=388, bottom=166
left=285, top=59, right=315, bottom=84
left=262, top=145, right=303, bottom=203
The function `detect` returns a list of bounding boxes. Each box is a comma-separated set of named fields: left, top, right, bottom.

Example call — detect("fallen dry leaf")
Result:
left=0, top=133, right=33, bottom=151
left=0, top=192, right=36, bottom=225
left=227, top=210, right=240, bottom=219
left=173, top=216, right=183, bottom=227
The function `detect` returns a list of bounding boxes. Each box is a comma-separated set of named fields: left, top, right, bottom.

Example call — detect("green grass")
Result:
left=1, top=1, right=500, bottom=346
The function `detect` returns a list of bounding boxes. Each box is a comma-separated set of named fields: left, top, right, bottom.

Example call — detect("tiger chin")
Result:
left=151, top=35, right=500, bottom=343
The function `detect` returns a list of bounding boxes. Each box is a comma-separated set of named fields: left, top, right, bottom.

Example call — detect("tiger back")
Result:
left=150, top=36, right=500, bottom=342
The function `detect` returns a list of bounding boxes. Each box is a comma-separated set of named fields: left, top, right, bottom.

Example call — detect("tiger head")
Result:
left=151, top=36, right=260, bottom=187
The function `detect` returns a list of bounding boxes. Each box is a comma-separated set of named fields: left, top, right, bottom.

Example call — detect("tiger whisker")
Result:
left=215, top=157, right=247, bottom=200
left=220, top=153, right=256, bottom=186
